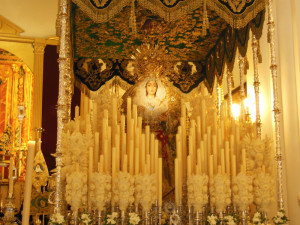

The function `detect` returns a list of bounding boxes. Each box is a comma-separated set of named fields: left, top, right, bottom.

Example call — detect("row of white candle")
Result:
left=175, top=98, right=247, bottom=205
left=78, top=96, right=163, bottom=207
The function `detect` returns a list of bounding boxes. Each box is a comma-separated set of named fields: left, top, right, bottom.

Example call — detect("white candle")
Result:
left=209, top=155, right=214, bottom=178
left=104, top=139, right=109, bottom=173
left=145, top=126, right=150, bottom=155
left=158, top=158, right=162, bottom=206
left=201, top=99, right=206, bottom=135
left=132, top=104, right=137, bottom=126
left=99, top=155, right=104, bottom=173
left=129, top=140, right=134, bottom=175
left=212, top=135, right=217, bottom=175
left=175, top=158, right=179, bottom=206
left=146, top=154, right=151, bottom=174
left=196, top=116, right=201, bottom=148
left=93, top=101, right=98, bottom=132
left=84, top=96, right=89, bottom=121
left=150, top=133, right=155, bottom=173
left=94, top=132, right=100, bottom=172
left=123, top=154, right=128, bottom=172
left=75, top=105, right=79, bottom=118
left=22, top=141, right=36, bottom=225
left=8, top=157, right=14, bottom=197
left=88, top=147, right=93, bottom=210
left=127, top=97, right=132, bottom=132
left=187, top=155, right=192, bottom=177
left=180, top=117, right=187, bottom=181
left=141, top=134, right=146, bottom=174
left=232, top=155, right=236, bottom=178
left=221, top=148, right=225, bottom=174
left=225, top=142, right=230, bottom=175
left=115, top=133, right=120, bottom=172
left=135, top=147, right=139, bottom=175
left=112, top=97, right=118, bottom=146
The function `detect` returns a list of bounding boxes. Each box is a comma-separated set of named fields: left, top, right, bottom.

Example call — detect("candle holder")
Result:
left=144, top=211, right=150, bottom=225
left=241, top=210, right=248, bottom=225
left=121, top=210, right=126, bottom=225
left=97, top=210, right=102, bottom=225
left=3, top=195, right=15, bottom=225
left=70, top=210, right=78, bottom=225
left=188, top=206, right=193, bottom=225
left=158, top=206, right=162, bottom=225
left=195, top=211, right=201, bottom=225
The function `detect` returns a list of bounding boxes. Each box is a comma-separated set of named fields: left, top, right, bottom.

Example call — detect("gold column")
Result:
left=32, top=39, right=46, bottom=139
left=252, top=34, right=262, bottom=138
left=267, top=0, right=284, bottom=210
left=54, top=0, right=72, bottom=214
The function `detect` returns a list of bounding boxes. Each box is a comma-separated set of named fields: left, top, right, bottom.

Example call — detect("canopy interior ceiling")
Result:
left=72, top=0, right=265, bottom=93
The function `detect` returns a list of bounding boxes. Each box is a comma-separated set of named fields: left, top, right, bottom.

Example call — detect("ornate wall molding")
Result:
left=32, top=40, right=46, bottom=136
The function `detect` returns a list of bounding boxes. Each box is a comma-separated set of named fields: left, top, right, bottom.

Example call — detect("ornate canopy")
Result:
left=72, top=0, right=265, bottom=93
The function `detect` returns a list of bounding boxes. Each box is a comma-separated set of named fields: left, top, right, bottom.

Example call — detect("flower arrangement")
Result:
left=49, top=213, right=65, bottom=225
left=128, top=212, right=141, bottom=225
left=0, top=124, right=12, bottom=152
left=135, top=174, right=156, bottom=211
left=209, top=174, right=231, bottom=213
left=104, top=212, right=119, bottom=225
left=206, top=214, right=220, bottom=225
left=250, top=212, right=268, bottom=225
left=169, top=211, right=181, bottom=225
left=112, top=172, right=134, bottom=211
left=160, top=210, right=170, bottom=225
left=253, top=172, right=275, bottom=211
left=223, top=214, right=239, bottom=225
left=187, top=174, right=208, bottom=211
left=65, top=170, right=88, bottom=210
left=90, top=172, right=111, bottom=211
left=232, top=172, right=253, bottom=211
left=78, top=211, right=94, bottom=225
left=272, top=210, right=289, bottom=225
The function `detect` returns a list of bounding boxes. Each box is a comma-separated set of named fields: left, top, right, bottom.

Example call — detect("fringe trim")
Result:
left=72, top=0, right=265, bottom=28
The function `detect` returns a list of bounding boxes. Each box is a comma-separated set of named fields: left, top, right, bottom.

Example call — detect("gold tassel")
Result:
left=129, top=0, right=137, bottom=36
left=202, top=0, right=209, bottom=37
left=244, top=56, right=249, bottom=75
left=257, top=41, right=262, bottom=63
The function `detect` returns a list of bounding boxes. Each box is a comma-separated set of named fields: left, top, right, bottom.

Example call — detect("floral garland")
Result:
left=65, top=170, right=88, bottom=210
left=104, top=212, right=119, bottom=225
left=160, top=210, right=170, bottom=225
left=253, top=172, right=275, bottom=211
left=49, top=213, right=65, bottom=225
left=78, top=211, right=94, bottom=225
left=90, top=172, right=111, bottom=211
left=206, top=214, right=220, bottom=225
left=187, top=174, right=209, bottom=211
left=249, top=212, right=268, bottom=225
left=128, top=212, right=141, bottom=225
left=223, top=214, right=239, bottom=225
left=112, top=172, right=134, bottom=211
left=272, top=210, right=289, bottom=225
left=210, top=174, right=231, bottom=213
left=232, top=172, right=253, bottom=211
left=135, top=174, right=156, bottom=211
left=0, top=124, right=12, bottom=152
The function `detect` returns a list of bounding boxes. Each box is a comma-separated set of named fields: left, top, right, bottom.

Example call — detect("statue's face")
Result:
left=146, top=80, right=158, bottom=96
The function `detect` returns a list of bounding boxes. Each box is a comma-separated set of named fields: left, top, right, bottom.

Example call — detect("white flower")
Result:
left=187, top=174, right=208, bottom=211
left=210, top=174, right=231, bottom=213
left=50, top=213, right=65, bottom=224
left=129, top=213, right=141, bottom=225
